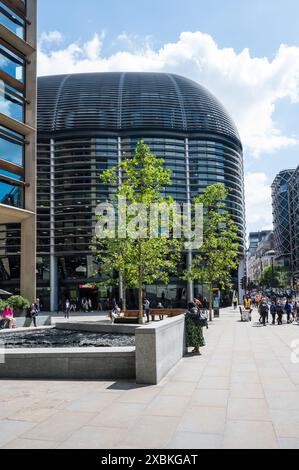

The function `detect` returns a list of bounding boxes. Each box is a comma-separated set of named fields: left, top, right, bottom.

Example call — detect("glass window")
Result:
left=0, top=135, right=24, bottom=167
left=0, top=255, right=21, bottom=281
left=0, top=46, right=24, bottom=82
left=0, top=5, right=25, bottom=39
left=0, top=169, right=22, bottom=180
left=0, top=180, right=23, bottom=208
left=0, top=84, right=24, bottom=122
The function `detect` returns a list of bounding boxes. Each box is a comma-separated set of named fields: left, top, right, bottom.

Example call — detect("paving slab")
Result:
left=2, top=306, right=299, bottom=449
left=223, top=420, right=278, bottom=449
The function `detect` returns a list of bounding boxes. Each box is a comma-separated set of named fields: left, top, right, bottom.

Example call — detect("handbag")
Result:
left=197, top=310, right=208, bottom=327
left=187, top=309, right=208, bottom=328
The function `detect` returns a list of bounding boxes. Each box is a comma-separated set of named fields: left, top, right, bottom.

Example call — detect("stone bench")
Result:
left=123, top=309, right=186, bottom=321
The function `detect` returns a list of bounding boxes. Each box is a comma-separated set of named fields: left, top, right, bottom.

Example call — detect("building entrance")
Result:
left=78, top=284, right=99, bottom=310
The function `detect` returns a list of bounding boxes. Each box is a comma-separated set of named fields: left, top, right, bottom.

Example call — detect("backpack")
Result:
left=260, top=302, right=268, bottom=315
left=276, top=305, right=283, bottom=315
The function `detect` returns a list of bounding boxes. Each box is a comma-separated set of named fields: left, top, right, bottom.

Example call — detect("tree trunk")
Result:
left=209, top=283, right=213, bottom=322
left=138, top=240, right=144, bottom=324
left=138, top=283, right=143, bottom=324
left=123, top=288, right=127, bottom=312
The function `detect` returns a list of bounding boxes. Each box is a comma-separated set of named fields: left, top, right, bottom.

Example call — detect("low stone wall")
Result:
left=0, top=315, right=186, bottom=383
left=0, top=347, right=136, bottom=380
left=55, top=321, right=139, bottom=335
left=135, top=315, right=186, bottom=385
left=1, top=316, right=52, bottom=330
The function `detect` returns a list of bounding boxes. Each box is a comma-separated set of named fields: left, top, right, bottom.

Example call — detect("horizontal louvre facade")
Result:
left=37, top=72, right=245, bottom=310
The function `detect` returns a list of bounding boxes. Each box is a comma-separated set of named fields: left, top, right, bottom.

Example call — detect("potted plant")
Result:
left=7, top=296, right=30, bottom=317
left=0, top=299, right=7, bottom=314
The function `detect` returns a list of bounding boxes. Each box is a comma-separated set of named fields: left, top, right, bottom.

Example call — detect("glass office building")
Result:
left=272, top=169, right=295, bottom=269
left=36, top=72, right=245, bottom=310
left=0, top=0, right=37, bottom=301
left=289, top=166, right=299, bottom=284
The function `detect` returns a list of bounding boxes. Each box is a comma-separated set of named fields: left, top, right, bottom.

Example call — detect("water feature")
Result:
left=1, top=328, right=135, bottom=349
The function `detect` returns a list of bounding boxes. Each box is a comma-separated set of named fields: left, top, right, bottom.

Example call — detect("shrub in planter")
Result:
left=0, top=299, right=7, bottom=313
left=7, top=296, right=30, bottom=317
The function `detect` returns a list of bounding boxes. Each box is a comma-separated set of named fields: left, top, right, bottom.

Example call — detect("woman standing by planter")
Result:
left=185, top=302, right=206, bottom=355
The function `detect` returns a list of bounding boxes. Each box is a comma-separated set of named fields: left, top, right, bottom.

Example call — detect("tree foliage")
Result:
left=187, top=184, right=239, bottom=320
left=259, top=266, right=292, bottom=289
left=95, top=141, right=181, bottom=322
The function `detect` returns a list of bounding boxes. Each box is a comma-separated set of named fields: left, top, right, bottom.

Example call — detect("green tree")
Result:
left=259, top=266, right=291, bottom=289
left=95, top=141, right=181, bottom=323
left=187, top=184, right=239, bottom=321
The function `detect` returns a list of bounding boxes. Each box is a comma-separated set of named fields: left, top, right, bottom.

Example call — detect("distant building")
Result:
left=36, top=72, right=246, bottom=310
left=247, top=231, right=275, bottom=285
left=248, top=231, right=271, bottom=258
left=272, top=170, right=295, bottom=269
left=289, top=166, right=299, bottom=286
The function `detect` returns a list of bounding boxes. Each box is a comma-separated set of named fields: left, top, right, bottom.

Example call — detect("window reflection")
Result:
left=0, top=135, right=24, bottom=167
left=0, top=47, right=24, bottom=82
left=0, top=4, right=25, bottom=39
left=0, top=181, right=23, bottom=208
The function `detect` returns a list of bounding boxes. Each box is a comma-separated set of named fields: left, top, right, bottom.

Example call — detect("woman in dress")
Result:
left=185, top=302, right=205, bottom=355
left=2, top=305, right=14, bottom=329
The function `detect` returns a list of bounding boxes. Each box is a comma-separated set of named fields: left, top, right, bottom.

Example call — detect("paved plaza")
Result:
left=0, top=307, right=299, bottom=449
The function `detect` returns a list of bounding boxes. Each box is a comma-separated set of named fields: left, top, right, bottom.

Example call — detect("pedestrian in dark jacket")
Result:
left=276, top=301, right=283, bottom=325
left=285, top=300, right=292, bottom=324
left=270, top=301, right=277, bottom=325
left=259, top=298, right=269, bottom=326
left=185, top=302, right=205, bottom=355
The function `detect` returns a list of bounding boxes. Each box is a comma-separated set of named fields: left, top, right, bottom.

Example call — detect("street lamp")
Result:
left=266, top=250, right=276, bottom=290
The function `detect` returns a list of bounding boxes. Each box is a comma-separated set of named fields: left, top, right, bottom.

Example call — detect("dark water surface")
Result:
left=1, top=328, right=135, bottom=349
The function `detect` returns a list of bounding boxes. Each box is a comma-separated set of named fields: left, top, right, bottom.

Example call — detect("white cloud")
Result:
left=37, top=31, right=299, bottom=158
left=245, top=172, right=273, bottom=233
left=116, top=32, right=154, bottom=52
left=39, top=31, right=64, bottom=45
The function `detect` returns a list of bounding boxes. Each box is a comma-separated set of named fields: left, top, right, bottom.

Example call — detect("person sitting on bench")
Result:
left=109, top=304, right=122, bottom=322
left=2, top=305, right=14, bottom=329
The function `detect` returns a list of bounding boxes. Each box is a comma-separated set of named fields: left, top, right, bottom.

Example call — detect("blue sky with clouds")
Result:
left=38, top=0, right=299, bottom=235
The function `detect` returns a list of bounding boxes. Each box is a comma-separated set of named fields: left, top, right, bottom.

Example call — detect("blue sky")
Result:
left=39, top=0, right=299, bottom=56
left=38, top=0, right=299, bottom=235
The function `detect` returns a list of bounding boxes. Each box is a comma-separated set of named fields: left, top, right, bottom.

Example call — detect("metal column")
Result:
left=185, top=137, right=194, bottom=302
left=50, top=139, right=58, bottom=312
left=118, top=136, right=124, bottom=301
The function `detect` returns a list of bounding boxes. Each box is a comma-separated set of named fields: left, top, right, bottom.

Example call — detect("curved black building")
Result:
left=36, top=72, right=245, bottom=310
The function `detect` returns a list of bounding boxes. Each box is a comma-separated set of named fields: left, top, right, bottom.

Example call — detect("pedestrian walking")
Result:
left=185, top=302, right=206, bottom=355
left=65, top=299, right=71, bottom=319
left=144, top=298, right=150, bottom=323
left=30, top=303, right=38, bottom=327
left=259, top=298, right=269, bottom=326
left=157, top=302, right=164, bottom=321
left=276, top=300, right=284, bottom=325
left=270, top=301, right=277, bottom=325
left=232, top=295, right=238, bottom=310
left=285, top=299, right=293, bottom=324
left=244, top=295, right=252, bottom=311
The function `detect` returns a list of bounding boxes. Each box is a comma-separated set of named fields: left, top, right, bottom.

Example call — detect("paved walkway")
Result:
left=0, top=307, right=299, bottom=449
